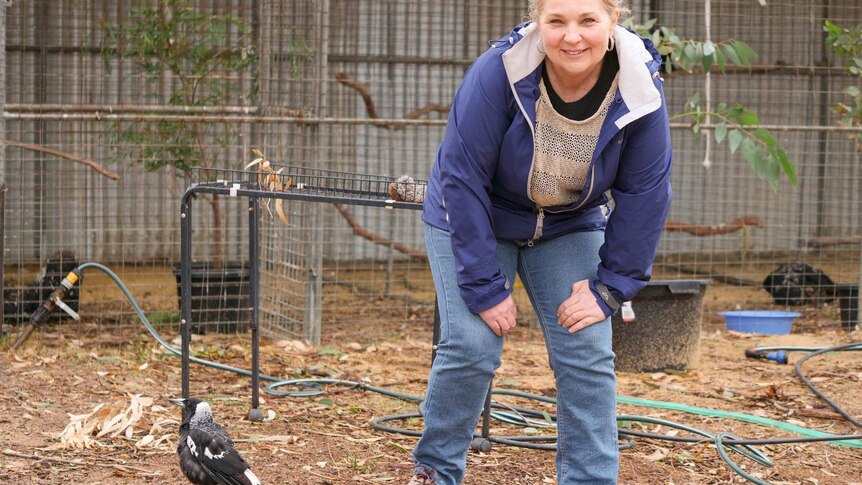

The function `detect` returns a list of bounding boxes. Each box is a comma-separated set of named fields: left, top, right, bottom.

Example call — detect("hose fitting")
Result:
left=745, top=348, right=788, bottom=365
left=11, top=269, right=82, bottom=350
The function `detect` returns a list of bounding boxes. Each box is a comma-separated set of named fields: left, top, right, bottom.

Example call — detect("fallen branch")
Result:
left=6, top=140, right=121, bottom=180
left=332, top=204, right=427, bottom=262
left=662, top=263, right=761, bottom=287
left=664, top=216, right=762, bottom=236
left=2, top=448, right=161, bottom=477
left=805, top=235, right=862, bottom=249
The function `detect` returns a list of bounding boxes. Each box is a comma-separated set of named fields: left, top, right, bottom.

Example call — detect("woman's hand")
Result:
left=478, top=294, right=517, bottom=336
left=557, top=280, right=606, bottom=333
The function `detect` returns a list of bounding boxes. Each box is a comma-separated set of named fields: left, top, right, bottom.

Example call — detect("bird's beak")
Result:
left=169, top=398, right=186, bottom=407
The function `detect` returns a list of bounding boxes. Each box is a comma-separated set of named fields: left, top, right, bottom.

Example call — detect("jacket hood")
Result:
left=500, top=22, right=663, bottom=130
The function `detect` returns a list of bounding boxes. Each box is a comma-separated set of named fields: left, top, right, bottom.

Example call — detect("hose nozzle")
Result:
left=11, top=269, right=81, bottom=351
left=745, top=348, right=788, bottom=365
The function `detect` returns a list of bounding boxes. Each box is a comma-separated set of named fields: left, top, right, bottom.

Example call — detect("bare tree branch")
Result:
left=333, top=204, right=427, bottom=262
left=6, top=140, right=121, bottom=180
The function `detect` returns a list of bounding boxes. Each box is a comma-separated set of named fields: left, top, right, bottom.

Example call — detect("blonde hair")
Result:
left=528, top=0, right=631, bottom=23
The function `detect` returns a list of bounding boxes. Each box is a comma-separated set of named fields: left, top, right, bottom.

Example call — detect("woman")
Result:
left=412, top=0, right=671, bottom=483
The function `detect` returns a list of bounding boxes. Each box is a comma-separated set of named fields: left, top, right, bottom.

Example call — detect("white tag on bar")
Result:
left=621, top=301, right=635, bottom=323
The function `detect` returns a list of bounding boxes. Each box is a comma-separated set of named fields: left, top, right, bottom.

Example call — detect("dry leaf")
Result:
left=644, top=447, right=669, bottom=461
left=136, top=435, right=155, bottom=448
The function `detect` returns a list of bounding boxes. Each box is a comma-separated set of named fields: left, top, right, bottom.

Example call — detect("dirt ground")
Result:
left=2, top=276, right=862, bottom=484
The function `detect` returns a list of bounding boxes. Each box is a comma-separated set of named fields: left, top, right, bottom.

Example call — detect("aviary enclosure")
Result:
left=1, top=1, right=861, bottom=484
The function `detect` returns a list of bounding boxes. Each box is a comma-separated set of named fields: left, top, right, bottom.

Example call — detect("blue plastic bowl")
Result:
left=718, top=311, right=801, bottom=335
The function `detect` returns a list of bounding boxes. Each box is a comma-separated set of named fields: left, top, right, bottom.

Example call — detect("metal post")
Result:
left=248, top=197, right=263, bottom=421
left=0, top=2, right=6, bottom=331
left=180, top=193, right=193, bottom=399
left=304, top=0, right=330, bottom=347
left=857, top=238, right=862, bottom=329
left=0, top=185, right=6, bottom=327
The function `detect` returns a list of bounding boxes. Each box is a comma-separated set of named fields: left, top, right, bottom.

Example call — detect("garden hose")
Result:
left=748, top=342, right=862, bottom=428
left=12, top=262, right=862, bottom=485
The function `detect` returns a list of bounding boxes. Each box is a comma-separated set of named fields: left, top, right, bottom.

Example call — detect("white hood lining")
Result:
left=501, top=24, right=662, bottom=130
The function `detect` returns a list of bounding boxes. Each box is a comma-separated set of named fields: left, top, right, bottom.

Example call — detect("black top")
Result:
left=542, top=50, right=620, bottom=121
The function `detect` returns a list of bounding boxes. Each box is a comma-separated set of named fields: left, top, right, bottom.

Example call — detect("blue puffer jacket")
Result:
left=422, top=22, right=673, bottom=316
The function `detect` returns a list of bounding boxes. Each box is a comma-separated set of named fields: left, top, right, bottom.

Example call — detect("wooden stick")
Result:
left=335, top=73, right=379, bottom=119
left=6, top=140, right=121, bottom=180
left=664, top=216, right=762, bottom=236
left=805, top=236, right=862, bottom=248
left=332, top=204, right=427, bottom=261
left=334, top=73, right=449, bottom=130
left=2, top=448, right=160, bottom=476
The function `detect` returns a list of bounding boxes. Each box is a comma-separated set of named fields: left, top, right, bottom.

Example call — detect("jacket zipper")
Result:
left=527, top=208, right=544, bottom=247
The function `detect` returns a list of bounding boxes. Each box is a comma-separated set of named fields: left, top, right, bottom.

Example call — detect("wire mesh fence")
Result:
left=1, top=0, right=860, bottom=344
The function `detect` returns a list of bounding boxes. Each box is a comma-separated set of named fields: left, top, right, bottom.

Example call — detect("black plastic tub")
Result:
left=834, top=284, right=859, bottom=332
left=172, top=262, right=250, bottom=334
left=611, top=280, right=711, bottom=373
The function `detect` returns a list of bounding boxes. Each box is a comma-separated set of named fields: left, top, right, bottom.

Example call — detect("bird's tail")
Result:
left=243, top=469, right=262, bottom=485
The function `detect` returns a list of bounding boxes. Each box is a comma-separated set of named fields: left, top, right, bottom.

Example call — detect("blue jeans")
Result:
left=413, top=224, right=618, bottom=485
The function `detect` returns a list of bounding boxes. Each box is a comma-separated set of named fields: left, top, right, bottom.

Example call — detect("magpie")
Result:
left=170, top=398, right=262, bottom=485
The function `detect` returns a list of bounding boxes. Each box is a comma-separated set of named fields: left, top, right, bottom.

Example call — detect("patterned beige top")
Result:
left=529, top=75, right=620, bottom=207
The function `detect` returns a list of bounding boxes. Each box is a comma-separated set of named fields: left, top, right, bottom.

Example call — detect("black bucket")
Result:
left=612, top=280, right=710, bottom=372
left=172, top=262, right=250, bottom=334
left=834, top=284, right=859, bottom=332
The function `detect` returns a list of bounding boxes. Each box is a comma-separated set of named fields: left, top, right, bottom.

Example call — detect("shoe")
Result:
left=406, top=474, right=435, bottom=485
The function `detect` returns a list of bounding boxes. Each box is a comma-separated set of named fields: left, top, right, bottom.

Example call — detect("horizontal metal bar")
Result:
left=6, top=111, right=862, bottom=133
left=188, top=184, right=424, bottom=210
left=668, top=122, right=862, bottom=133
left=3, top=112, right=444, bottom=126
left=6, top=103, right=260, bottom=114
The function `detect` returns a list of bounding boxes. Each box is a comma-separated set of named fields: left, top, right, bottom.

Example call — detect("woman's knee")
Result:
left=435, top=331, right=502, bottom=373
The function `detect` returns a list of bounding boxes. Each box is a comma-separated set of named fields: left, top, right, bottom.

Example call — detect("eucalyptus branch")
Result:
left=824, top=20, right=862, bottom=151
left=627, top=18, right=796, bottom=189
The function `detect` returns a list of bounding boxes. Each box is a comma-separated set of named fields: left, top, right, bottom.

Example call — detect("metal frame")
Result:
left=178, top=164, right=425, bottom=418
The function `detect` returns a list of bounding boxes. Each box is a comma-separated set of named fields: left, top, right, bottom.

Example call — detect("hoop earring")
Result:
left=607, top=36, right=615, bottom=52
left=537, top=38, right=546, bottom=54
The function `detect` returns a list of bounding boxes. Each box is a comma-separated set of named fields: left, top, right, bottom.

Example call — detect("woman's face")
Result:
left=537, top=0, right=619, bottom=83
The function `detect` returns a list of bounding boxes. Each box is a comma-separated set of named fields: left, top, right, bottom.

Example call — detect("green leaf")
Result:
left=739, top=138, right=762, bottom=172
left=733, top=41, right=759, bottom=64
left=714, top=123, right=728, bottom=144
left=824, top=20, right=842, bottom=36
left=702, top=40, right=716, bottom=56
left=721, top=43, right=742, bottom=65
left=714, top=48, right=727, bottom=72
left=728, top=129, right=744, bottom=154
left=765, top=155, right=781, bottom=190
left=845, top=85, right=861, bottom=97
left=686, top=92, right=701, bottom=110
left=733, top=106, right=760, bottom=125
left=774, top=147, right=797, bottom=185
left=684, top=43, right=697, bottom=60
left=702, top=52, right=715, bottom=73
left=752, top=127, right=775, bottom=145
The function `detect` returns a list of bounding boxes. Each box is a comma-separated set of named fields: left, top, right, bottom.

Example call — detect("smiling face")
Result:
left=537, top=0, right=619, bottom=91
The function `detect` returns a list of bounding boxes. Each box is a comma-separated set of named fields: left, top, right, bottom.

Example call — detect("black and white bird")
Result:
left=170, top=397, right=262, bottom=485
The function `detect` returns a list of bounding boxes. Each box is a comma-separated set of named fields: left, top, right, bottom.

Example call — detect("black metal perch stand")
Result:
left=179, top=164, right=427, bottom=420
